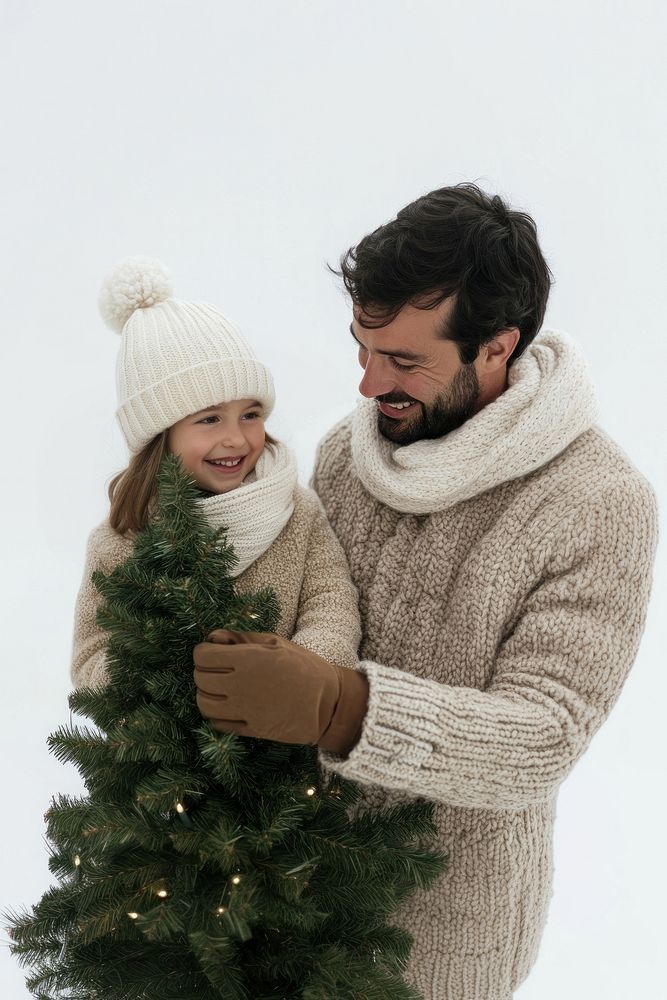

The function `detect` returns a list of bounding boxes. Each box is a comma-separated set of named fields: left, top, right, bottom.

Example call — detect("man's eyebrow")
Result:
left=349, top=323, right=427, bottom=363
left=193, top=400, right=262, bottom=416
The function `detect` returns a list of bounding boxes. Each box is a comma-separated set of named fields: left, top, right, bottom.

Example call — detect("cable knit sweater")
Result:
left=70, top=484, right=361, bottom=689
left=312, top=331, right=658, bottom=1000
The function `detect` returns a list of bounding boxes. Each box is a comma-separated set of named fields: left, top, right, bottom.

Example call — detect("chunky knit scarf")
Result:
left=194, top=440, right=298, bottom=576
left=350, top=329, right=600, bottom=515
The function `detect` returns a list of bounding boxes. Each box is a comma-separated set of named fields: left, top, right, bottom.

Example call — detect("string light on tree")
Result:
left=175, top=800, right=193, bottom=827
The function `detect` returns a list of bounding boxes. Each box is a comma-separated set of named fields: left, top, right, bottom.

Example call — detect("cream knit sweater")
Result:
left=313, top=331, right=658, bottom=1000
left=70, top=484, right=361, bottom=689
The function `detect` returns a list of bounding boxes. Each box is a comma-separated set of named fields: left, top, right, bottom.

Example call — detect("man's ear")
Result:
left=480, top=328, right=521, bottom=372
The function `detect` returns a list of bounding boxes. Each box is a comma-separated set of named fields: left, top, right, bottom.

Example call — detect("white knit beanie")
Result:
left=98, top=256, right=275, bottom=452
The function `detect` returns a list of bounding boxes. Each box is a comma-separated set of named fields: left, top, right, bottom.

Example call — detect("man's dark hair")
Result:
left=334, top=183, right=553, bottom=366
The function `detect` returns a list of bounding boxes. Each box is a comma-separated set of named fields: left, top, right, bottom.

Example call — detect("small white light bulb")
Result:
left=306, top=786, right=316, bottom=796
left=127, top=912, right=139, bottom=920
left=73, top=855, right=81, bottom=867
left=231, top=875, right=241, bottom=885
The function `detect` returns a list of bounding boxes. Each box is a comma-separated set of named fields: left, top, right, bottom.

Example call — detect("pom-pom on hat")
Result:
left=99, top=256, right=275, bottom=452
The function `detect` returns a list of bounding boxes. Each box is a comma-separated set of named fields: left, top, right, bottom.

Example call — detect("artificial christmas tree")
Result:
left=6, top=454, right=447, bottom=1000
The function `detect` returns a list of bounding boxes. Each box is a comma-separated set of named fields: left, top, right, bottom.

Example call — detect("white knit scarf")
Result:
left=350, top=329, right=600, bottom=515
left=194, top=440, right=298, bottom=576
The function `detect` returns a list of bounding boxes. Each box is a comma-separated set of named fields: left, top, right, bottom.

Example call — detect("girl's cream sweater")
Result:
left=70, top=484, right=361, bottom=689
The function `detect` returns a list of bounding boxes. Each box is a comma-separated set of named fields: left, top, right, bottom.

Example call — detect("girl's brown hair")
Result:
left=108, top=429, right=279, bottom=535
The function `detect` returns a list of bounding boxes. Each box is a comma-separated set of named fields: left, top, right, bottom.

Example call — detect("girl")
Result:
left=70, top=256, right=363, bottom=752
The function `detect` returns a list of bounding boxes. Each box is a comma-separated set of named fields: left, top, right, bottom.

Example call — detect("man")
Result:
left=193, top=183, right=658, bottom=999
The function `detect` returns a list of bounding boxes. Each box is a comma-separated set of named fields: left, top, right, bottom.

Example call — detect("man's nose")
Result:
left=358, top=355, right=395, bottom=399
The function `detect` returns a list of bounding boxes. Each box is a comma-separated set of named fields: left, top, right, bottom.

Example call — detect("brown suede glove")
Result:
left=193, top=630, right=369, bottom=756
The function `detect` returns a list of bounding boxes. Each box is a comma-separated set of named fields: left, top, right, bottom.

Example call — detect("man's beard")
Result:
left=377, top=363, right=480, bottom=445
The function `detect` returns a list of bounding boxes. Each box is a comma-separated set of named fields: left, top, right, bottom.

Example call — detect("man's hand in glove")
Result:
left=193, top=630, right=369, bottom=757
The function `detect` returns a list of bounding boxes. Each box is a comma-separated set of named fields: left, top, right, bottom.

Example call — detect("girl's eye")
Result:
left=197, top=411, right=262, bottom=425
left=390, top=358, right=417, bottom=372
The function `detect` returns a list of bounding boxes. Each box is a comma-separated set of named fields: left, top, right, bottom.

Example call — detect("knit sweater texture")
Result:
left=70, top=484, right=361, bottom=690
left=312, top=336, right=657, bottom=999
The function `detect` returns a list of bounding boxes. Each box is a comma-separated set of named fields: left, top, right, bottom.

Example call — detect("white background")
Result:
left=1, top=1, right=665, bottom=997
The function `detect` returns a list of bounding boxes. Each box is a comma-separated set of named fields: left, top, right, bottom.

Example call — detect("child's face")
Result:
left=167, top=398, right=266, bottom=494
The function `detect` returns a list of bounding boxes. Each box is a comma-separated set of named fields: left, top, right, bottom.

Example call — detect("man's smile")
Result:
left=377, top=400, right=419, bottom=419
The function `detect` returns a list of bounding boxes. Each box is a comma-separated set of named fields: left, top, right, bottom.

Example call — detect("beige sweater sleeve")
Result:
left=319, top=480, right=659, bottom=808
left=289, top=493, right=362, bottom=670
left=72, top=497, right=362, bottom=690
left=70, top=522, right=133, bottom=690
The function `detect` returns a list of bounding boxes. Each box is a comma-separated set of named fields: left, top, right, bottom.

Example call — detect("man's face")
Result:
left=351, top=297, right=481, bottom=445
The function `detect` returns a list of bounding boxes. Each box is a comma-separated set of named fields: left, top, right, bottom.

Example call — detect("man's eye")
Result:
left=390, top=358, right=417, bottom=371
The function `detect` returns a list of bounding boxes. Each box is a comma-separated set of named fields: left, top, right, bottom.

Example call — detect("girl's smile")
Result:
left=205, top=455, right=248, bottom=475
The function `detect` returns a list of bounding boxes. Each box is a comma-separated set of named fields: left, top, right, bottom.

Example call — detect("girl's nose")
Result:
left=216, top=423, right=247, bottom=446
